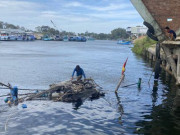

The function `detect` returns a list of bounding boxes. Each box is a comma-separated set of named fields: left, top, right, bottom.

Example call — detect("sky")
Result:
left=0, top=0, right=143, bottom=33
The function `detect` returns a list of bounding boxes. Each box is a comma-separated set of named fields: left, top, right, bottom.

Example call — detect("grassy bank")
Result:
left=132, top=36, right=157, bottom=55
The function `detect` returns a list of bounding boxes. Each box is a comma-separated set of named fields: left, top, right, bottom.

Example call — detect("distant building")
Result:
left=126, top=27, right=132, bottom=34
left=0, top=28, right=25, bottom=34
left=126, top=26, right=148, bottom=38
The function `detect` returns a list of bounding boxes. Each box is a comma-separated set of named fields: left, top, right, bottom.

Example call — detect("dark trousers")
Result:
left=77, top=75, right=82, bottom=81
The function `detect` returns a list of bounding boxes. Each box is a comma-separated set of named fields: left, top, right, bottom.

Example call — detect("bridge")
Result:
left=131, top=0, right=180, bottom=85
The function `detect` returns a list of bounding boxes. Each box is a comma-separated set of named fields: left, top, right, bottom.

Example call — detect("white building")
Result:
left=126, top=26, right=148, bottom=37
left=0, top=29, right=25, bottom=34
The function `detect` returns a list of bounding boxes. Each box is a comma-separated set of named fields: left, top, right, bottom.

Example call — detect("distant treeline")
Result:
left=0, top=21, right=26, bottom=31
left=0, top=21, right=130, bottom=40
left=38, top=26, right=130, bottom=40
left=79, top=28, right=129, bottom=40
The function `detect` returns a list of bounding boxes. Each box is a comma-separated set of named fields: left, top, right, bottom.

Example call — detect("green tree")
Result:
left=0, top=22, right=3, bottom=28
left=111, top=28, right=129, bottom=40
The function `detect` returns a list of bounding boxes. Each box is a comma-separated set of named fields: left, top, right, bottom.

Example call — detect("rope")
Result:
left=0, top=107, right=18, bottom=134
left=121, top=81, right=144, bottom=88
left=121, top=83, right=138, bottom=88
left=0, top=87, right=45, bottom=91
left=0, top=93, right=36, bottom=98
left=4, top=111, right=18, bottom=132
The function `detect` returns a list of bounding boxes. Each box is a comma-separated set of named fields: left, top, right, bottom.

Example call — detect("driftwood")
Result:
left=23, top=79, right=104, bottom=102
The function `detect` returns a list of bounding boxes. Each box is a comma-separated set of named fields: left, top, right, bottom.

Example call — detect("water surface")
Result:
left=0, top=40, right=179, bottom=135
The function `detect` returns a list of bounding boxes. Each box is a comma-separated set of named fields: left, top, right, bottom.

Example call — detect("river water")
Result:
left=0, top=40, right=179, bottom=135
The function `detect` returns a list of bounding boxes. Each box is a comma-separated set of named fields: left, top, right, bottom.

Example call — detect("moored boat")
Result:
left=63, top=36, right=69, bottom=41
left=87, top=37, right=95, bottom=41
left=0, top=33, right=10, bottom=41
left=69, top=36, right=87, bottom=42
left=54, top=35, right=63, bottom=41
left=42, top=35, right=54, bottom=41
left=117, top=40, right=132, bottom=45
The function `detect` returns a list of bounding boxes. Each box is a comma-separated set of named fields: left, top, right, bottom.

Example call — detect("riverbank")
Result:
left=132, top=36, right=180, bottom=85
left=132, top=36, right=157, bottom=55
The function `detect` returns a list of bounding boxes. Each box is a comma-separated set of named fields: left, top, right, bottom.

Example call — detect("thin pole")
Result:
left=115, top=57, right=128, bottom=93
left=115, top=74, right=125, bottom=93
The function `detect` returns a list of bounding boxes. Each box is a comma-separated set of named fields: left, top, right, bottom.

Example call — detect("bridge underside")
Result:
left=131, top=0, right=180, bottom=84
left=131, top=0, right=180, bottom=41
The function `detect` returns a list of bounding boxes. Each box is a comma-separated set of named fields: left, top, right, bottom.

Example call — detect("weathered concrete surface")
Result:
left=161, top=45, right=177, bottom=78
left=162, top=41, right=180, bottom=46
left=145, top=39, right=180, bottom=84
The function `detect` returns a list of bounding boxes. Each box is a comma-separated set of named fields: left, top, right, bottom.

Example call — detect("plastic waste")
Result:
left=4, top=98, right=8, bottom=103
left=22, top=104, right=27, bottom=108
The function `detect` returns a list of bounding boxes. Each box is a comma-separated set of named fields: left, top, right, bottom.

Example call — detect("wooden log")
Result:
left=115, top=74, right=125, bottom=93
left=0, top=82, right=12, bottom=89
left=24, top=85, right=64, bottom=101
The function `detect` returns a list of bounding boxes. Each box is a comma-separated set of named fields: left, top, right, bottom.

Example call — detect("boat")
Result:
left=78, top=36, right=87, bottom=42
left=17, top=35, right=24, bottom=41
left=0, top=33, right=35, bottom=41
left=69, top=36, right=76, bottom=41
left=54, top=35, right=63, bottom=41
left=69, top=36, right=87, bottom=42
left=87, top=37, right=95, bottom=41
left=42, top=35, right=53, bottom=41
left=9, top=35, right=17, bottom=40
left=0, top=33, right=10, bottom=41
left=63, top=36, right=69, bottom=41
left=117, top=40, right=132, bottom=45
left=27, top=35, right=35, bottom=41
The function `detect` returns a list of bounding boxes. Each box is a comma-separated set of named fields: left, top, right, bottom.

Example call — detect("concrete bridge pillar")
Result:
left=177, top=49, right=180, bottom=84
left=161, top=45, right=177, bottom=78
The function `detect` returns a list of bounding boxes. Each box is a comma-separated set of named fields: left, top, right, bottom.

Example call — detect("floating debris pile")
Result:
left=22, top=78, right=105, bottom=102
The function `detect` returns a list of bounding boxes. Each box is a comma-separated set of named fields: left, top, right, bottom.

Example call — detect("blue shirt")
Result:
left=72, top=68, right=86, bottom=78
left=169, top=30, right=176, bottom=39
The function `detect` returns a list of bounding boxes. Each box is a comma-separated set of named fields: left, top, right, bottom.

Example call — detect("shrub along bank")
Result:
left=132, top=36, right=157, bottom=55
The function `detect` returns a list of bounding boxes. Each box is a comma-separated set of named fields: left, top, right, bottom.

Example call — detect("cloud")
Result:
left=64, top=2, right=82, bottom=7
left=0, top=0, right=40, bottom=11
left=88, top=10, right=140, bottom=20
left=64, top=2, right=131, bottom=12
left=0, top=0, right=143, bottom=33
left=88, top=4, right=131, bottom=11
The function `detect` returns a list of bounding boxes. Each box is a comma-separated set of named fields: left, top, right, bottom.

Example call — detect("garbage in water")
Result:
left=1, top=78, right=105, bottom=108
left=22, top=104, right=27, bottom=108
left=23, top=78, right=105, bottom=102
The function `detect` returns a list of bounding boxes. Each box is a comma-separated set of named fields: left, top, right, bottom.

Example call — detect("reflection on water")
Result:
left=115, top=92, right=124, bottom=125
left=152, top=80, right=158, bottom=107
left=134, top=61, right=180, bottom=135
left=0, top=40, right=179, bottom=135
left=72, top=98, right=83, bottom=110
